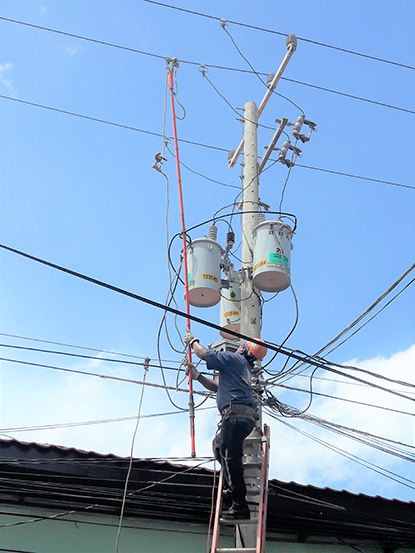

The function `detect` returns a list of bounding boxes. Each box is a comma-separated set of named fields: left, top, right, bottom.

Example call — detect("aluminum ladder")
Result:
left=210, top=424, right=270, bottom=553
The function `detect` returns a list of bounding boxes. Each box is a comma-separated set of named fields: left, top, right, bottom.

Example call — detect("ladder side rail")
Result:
left=256, top=425, right=270, bottom=553
left=211, top=469, right=224, bottom=553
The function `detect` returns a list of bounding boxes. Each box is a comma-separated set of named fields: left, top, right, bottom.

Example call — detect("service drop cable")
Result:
left=1, top=243, right=415, bottom=403
left=270, top=263, right=415, bottom=384
left=115, top=358, right=149, bottom=553
left=167, top=63, right=196, bottom=457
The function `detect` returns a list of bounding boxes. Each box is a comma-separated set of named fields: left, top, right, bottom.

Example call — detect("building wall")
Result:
left=0, top=506, right=412, bottom=552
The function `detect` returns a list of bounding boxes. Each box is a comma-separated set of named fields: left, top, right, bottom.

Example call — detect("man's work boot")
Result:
left=221, top=501, right=250, bottom=521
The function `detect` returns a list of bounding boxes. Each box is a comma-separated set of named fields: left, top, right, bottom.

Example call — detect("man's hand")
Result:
left=185, top=363, right=200, bottom=380
left=184, top=330, right=199, bottom=347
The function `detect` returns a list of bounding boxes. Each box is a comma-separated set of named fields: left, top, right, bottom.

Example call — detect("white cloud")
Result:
left=65, top=46, right=82, bottom=57
left=0, top=63, right=15, bottom=95
left=266, top=345, right=415, bottom=499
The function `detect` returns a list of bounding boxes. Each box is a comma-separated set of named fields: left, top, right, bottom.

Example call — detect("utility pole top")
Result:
left=227, top=34, right=297, bottom=169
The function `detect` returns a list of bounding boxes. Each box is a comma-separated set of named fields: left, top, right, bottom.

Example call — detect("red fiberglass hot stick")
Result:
left=167, top=65, right=196, bottom=458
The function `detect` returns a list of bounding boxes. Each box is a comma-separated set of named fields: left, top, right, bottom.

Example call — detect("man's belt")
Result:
left=221, top=403, right=256, bottom=420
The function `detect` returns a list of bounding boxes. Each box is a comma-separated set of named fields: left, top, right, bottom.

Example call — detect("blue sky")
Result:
left=0, top=0, right=414, bottom=504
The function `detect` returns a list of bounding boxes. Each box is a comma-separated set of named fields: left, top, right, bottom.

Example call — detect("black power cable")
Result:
left=1, top=243, right=414, bottom=404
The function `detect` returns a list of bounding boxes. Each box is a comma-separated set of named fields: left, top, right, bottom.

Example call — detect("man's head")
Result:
left=237, top=340, right=267, bottom=364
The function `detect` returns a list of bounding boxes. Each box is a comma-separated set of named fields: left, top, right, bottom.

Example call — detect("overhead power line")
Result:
left=0, top=343, right=182, bottom=372
left=1, top=94, right=412, bottom=191
left=0, top=406, right=216, bottom=435
left=0, top=94, right=226, bottom=152
left=273, top=415, right=415, bottom=491
left=0, top=332, right=181, bottom=364
left=143, top=1, right=415, bottom=71
left=295, top=164, right=415, bottom=190
left=275, top=383, right=415, bottom=417
left=0, top=356, right=210, bottom=398
left=0, top=16, right=166, bottom=60
left=282, top=77, right=415, bottom=115
left=1, top=242, right=415, bottom=403
left=1, top=17, right=413, bottom=114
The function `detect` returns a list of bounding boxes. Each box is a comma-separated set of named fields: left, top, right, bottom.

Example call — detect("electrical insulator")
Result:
left=286, top=33, right=298, bottom=51
left=208, top=224, right=218, bottom=241
left=266, top=72, right=275, bottom=88
left=226, top=231, right=235, bottom=251
left=278, top=141, right=290, bottom=164
left=292, top=116, right=304, bottom=140
left=227, top=149, right=235, bottom=163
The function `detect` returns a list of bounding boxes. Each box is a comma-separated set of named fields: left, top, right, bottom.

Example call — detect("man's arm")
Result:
left=189, top=342, right=218, bottom=390
left=197, top=373, right=218, bottom=393
left=191, top=340, right=207, bottom=361
left=187, top=363, right=218, bottom=393
left=184, top=331, right=218, bottom=392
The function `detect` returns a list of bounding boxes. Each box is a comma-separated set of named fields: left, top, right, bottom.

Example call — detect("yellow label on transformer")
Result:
left=202, top=273, right=219, bottom=283
left=253, top=259, right=267, bottom=273
left=223, top=310, right=240, bottom=319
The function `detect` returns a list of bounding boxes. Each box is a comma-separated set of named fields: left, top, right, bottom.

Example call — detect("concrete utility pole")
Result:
left=240, top=101, right=261, bottom=342
left=234, top=35, right=298, bottom=550
left=237, top=100, right=262, bottom=549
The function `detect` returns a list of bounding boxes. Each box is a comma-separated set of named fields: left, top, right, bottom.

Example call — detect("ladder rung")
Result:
left=219, top=517, right=258, bottom=526
left=243, top=460, right=262, bottom=467
left=217, top=549, right=256, bottom=553
left=244, top=435, right=262, bottom=442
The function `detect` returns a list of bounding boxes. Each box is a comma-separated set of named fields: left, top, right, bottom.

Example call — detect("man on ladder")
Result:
left=184, top=331, right=267, bottom=521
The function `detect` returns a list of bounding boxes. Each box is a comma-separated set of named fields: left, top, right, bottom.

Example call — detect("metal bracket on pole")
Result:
left=258, top=118, right=288, bottom=174
left=228, top=34, right=297, bottom=170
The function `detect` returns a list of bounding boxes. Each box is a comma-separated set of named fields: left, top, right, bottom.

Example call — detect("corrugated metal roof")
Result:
left=1, top=438, right=414, bottom=548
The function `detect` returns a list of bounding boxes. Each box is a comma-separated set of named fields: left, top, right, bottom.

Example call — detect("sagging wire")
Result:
left=267, top=412, right=415, bottom=491
left=262, top=394, right=415, bottom=463
left=261, top=281, right=300, bottom=378
left=199, top=64, right=284, bottom=133
left=159, top=259, right=185, bottom=354
left=156, top=262, right=188, bottom=411
left=166, top=143, right=239, bottom=190
left=115, top=357, right=150, bottom=552
left=220, top=20, right=305, bottom=116
left=153, top=111, right=188, bottom=406
left=270, top=264, right=415, bottom=386
left=186, top=210, right=297, bottom=237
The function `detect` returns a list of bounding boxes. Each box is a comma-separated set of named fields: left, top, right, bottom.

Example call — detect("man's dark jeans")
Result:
left=214, top=416, right=255, bottom=504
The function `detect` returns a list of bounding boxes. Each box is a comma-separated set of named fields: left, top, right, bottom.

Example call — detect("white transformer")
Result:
left=252, top=219, right=293, bottom=292
left=187, top=229, right=222, bottom=307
